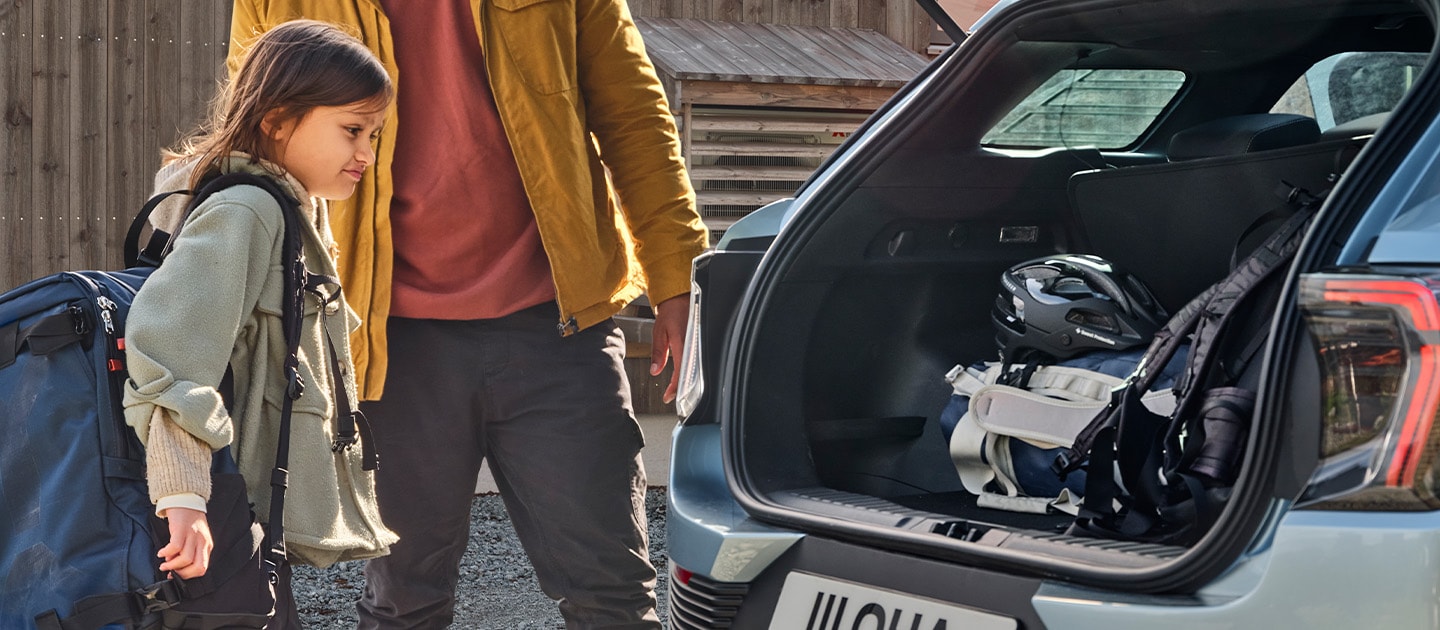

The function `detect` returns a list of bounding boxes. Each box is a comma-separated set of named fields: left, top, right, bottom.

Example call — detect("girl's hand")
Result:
left=158, top=507, right=213, bottom=579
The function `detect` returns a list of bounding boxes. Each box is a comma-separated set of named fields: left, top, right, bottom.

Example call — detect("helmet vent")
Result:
left=1066, top=309, right=1120, bottom=333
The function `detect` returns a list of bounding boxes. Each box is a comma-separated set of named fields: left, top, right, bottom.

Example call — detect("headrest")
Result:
left=1319, top=112, right=1389, bottom=141
left=1168, top=113, right=1321, bottom=161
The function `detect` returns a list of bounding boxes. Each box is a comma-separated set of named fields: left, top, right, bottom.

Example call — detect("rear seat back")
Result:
left=1068, top=113, right=1360, bottom=312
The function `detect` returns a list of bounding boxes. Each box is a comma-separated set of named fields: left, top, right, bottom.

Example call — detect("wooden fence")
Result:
left=1, top=1, right=232, bottom=290
left=1, top=0, right=927, bottom=291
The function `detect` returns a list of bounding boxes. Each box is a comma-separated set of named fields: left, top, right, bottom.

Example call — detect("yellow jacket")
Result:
left=229, top=0, right=708, bottom=399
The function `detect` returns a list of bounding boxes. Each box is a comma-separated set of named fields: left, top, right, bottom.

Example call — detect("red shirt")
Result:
left=380, top=0, right=555, bottom=319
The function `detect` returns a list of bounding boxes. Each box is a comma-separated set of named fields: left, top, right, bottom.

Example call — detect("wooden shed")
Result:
left=635, top=17, right=931, bottom=240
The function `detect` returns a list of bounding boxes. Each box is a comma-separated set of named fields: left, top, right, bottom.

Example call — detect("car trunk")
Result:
left=711, top=0, right=1435, bottom=592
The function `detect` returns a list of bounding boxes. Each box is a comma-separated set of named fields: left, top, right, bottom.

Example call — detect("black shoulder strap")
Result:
left=194, top=173, right=306, bottom=566
left=1054, top=186, right=1321, bottom=479
left=123, top=189, right=190, bottom=268
left=1057, top=187, right=1323, bottom=542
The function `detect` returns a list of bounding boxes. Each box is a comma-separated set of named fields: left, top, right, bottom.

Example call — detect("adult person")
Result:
left=229, top=2, right=708, bottom=628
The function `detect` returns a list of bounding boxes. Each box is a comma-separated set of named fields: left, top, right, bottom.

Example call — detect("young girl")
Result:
left=121, top=19, right=397, bottom=625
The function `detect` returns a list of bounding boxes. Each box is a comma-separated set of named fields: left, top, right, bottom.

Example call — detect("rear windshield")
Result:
left=981, top=69, right=1187, bottom=149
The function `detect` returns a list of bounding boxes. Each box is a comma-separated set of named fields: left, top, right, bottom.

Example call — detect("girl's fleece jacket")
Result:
left=122, top=154, right=396, bottom=567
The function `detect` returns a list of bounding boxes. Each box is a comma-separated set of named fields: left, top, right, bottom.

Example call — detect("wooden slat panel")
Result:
left=145, top=0, right=182, bottom=186
left=636, top=17, right=927, bottom=87
left=888, top=0, right=912, bottom=51
left=744, top=22, right=836, bottom=81
left=773, top=0, right=828, bottom=27
left=690, top=164, right=815, bottom=181
left=640, top=18, right=741, bottom=80
left=692, top=19, right=807, bottom=81
left=742, top=0, right=772, bottom=23
left=680, top=80, right=898, bottom=110
left=708, top=0, right=743, bottom=21
left=0, top=2, right=238, bottom=286
left=33, top=2, right=71, bottom=274
left=786, top=24, right=895, bottom=82
left=689, top=115, right=863, bottom=133
left=71, top=1, right=108, bottom=272
left=628, top=0, right=662, bottom=17
left=108, top=0, right=148, bottom=270
left=857, top=0, right=888, bottom=32
left=1, top=0, right=35, bottom=289
left=689, top=139, right=835, bottom=158
left=850, top=28, right=932, bottom=77
left=179, top=1, right=215, bottom=147
left=887, top=1, right=932, bottom=54
left=829, top=0, right=860, bottom=28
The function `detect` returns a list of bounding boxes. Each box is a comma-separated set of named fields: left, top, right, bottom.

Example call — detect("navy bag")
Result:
left=0, top=173, right=307, bottom=629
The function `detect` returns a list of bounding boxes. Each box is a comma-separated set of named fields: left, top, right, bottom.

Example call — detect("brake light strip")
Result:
left=1323, top=279, right=1440, bottom=487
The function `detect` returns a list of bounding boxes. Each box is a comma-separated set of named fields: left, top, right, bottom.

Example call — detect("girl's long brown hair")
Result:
left=167, top=19, right=393, bottom=190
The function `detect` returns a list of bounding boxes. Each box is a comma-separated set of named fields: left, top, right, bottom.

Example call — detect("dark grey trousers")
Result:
left=356, top=305, right=659, bottom=629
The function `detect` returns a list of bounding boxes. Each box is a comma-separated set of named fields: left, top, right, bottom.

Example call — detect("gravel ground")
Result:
left=291, top=489, right=671, bottom=629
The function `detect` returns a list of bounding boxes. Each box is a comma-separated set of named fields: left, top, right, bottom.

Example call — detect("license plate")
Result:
left=768, top=572, right=1017, bottom=630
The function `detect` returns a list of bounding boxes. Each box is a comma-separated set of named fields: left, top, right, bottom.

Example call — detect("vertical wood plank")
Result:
left=772, top=0, right=827, bottom=27
left=215, top=0, right=232, bottom=75
left=71, top=1, right=108, bottom=271
left=886, top=2, right=932, bottom=53
left=857, top=0, right=886, bottom=32
left=829, top=0, right=860, bottom=28
left=0, top=0, right=34, bottom=288
left=628, top=0, right=653, bottom=18
left=178, top=0, right=215, bottom=148
left=110, top=0, right=147, bottom=267
left=630, top=0, right=678, bottom=18
left=710, top=0, right=742, bottom=21
left=33, top=0, right=72, bottom=275
left=741, top=0, right=771, bottom=23
left=145, top=0, right=182, bottom=181
left=912, top=3, right=935, bottom=55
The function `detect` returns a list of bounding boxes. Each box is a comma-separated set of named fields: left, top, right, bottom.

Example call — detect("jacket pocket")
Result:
left=490, top=0, right=576, bottom=95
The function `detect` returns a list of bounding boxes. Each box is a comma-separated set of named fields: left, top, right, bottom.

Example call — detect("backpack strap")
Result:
left=1063, top=187, right=1322, bottom=543
left=123, top=189, right=191, bottom=268
left=947, top=362, right=1168, bottom=507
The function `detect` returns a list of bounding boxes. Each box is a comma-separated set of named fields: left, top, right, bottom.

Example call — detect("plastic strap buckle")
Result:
left=286, top=371, right=305, bottom=400
left=138, top=580, right=184, bottom=613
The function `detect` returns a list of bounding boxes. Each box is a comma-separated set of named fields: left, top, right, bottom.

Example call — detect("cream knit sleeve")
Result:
left=145, top=407, right=212, bottom=506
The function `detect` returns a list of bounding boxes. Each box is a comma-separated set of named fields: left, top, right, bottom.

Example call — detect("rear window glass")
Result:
left=981, top=69, right=1186, bottom=149
left=1272, top=52, right=1427, bottom=132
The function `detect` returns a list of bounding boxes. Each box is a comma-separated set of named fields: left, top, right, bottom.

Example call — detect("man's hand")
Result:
left=650, top=294, right=691, bottom=404
left=158, top=507, right=213, bottom=579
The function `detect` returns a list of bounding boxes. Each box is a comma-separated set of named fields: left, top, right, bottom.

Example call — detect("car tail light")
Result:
left=675, top=272, right=705, bottom=419
left=1298, top=272, right=1440, bottom=510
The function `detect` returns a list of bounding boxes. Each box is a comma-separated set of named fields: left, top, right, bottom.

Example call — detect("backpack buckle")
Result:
left=137, top=580, right=183, bottom=612
left=286, top=371, right=305, bottom=400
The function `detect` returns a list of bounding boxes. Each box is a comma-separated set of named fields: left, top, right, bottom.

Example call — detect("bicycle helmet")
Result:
left=992, top=254, right=1168, bottom=364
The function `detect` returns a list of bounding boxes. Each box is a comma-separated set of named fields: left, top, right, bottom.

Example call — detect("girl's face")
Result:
left=264, top=102, right=384, bottom=200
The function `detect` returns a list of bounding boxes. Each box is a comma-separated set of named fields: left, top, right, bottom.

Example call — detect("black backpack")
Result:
left=1052, top=185, right=1324, bottom=546
left=0, top=173, right=308, bottom=629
